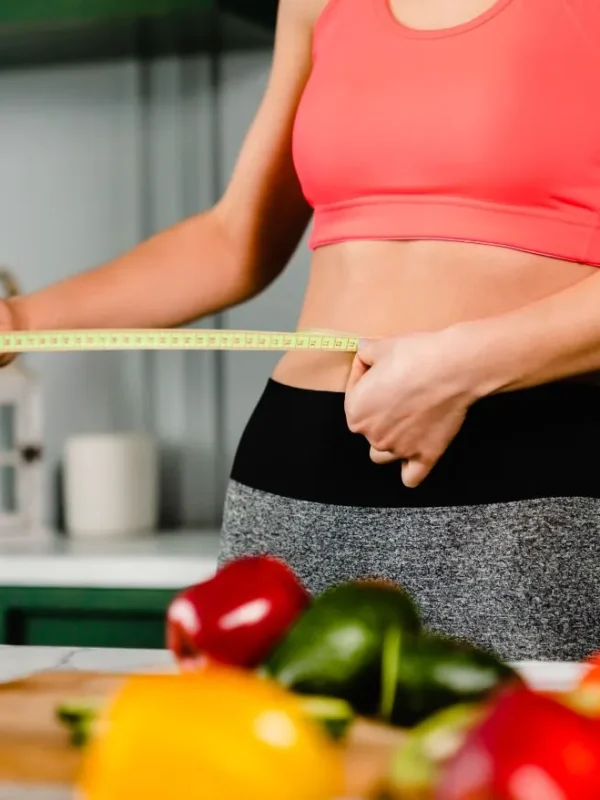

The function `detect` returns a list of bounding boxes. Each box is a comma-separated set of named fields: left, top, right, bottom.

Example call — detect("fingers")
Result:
left=369, top=446, right=398, bottom=465
left=346, top=351, right=370, bottom=394
left=370, top=447, right=432, bottom=489
left=0, top=298, right=22, bottom=369
left=345, top=336, right=388, bottom=400
left=401, top=458, right=432, bottom=488
left=356, top=336, right=386, bottom=367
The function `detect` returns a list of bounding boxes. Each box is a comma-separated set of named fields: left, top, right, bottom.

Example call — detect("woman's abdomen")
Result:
left=272, top=239, right=597, bottom=390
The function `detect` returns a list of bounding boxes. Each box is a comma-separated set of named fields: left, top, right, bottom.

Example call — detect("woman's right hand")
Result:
left=0, top=289, right=24, bottom=367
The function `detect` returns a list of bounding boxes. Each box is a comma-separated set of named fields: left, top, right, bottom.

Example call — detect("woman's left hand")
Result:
left=344, top=327, right=486, bottom=488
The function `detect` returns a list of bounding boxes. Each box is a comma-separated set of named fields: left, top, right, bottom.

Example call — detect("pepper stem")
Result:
left=380, top=625, right=402, bottom=722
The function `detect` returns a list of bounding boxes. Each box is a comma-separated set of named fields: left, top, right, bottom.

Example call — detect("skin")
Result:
left=5, top=0, right=600, bottom=488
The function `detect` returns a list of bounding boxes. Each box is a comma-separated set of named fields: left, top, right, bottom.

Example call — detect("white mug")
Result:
left=63, top=432, right=158, bottom=538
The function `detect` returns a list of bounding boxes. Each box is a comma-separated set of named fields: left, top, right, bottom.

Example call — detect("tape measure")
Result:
left=0, top=329, right=360, bottom=354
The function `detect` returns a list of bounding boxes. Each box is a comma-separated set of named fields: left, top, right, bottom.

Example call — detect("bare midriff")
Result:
left=271, top=240, right=597, bottom=391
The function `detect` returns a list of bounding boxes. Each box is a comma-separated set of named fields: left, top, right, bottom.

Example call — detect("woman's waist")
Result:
left=272, top=239, right=597, bottom=391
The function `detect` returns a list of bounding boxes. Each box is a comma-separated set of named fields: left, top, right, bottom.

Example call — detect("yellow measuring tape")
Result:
left=0, top=329, right=360, bottom=354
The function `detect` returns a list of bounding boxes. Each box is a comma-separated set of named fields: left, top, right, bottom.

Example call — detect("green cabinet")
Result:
left=0, top=0, right=275, bottom=69
left=0, top=587, right=177, bottom=649
left=0, top=0, right=277, bottom=27
left=1, top=0, right=207, bottom=26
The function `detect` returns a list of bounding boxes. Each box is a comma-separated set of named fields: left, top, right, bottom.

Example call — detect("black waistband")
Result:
left=230, top=379, right=600, bottom=508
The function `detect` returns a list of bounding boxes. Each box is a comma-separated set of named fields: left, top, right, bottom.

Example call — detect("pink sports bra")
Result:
left=292, top=0, right=600, bottom=265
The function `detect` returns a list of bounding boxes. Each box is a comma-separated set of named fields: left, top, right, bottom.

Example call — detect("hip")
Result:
left=223, top=379, right=600, bottom=660
left=230, top=378, right=600, bottom=507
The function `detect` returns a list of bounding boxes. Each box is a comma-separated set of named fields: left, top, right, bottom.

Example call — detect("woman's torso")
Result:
left=271, top=0, right=600, bottom=391
left=273, top=243, right=597, bottom=390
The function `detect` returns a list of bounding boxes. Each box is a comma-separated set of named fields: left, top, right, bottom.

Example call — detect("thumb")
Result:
left=401, top=458, right=431, bottom=488
left=356, top=336, right=386, bottom=367
left=346, top=351, right=369, bottom=394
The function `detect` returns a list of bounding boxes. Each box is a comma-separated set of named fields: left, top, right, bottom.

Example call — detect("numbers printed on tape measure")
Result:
left=0, top=329, right=360, bottom=354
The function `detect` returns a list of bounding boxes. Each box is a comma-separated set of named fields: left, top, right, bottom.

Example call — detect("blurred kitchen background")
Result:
left=0, top=1, right=310, bottom=649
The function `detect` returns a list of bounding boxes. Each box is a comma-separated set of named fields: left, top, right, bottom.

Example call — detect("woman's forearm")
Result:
left=455, top=269, right=600, bottom=396
left=9, top=210, right=259, bottom=332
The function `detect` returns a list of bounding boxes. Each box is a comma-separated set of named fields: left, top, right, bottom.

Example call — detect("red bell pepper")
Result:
left=166, top=555, right=310, bottom=669
left=437, top=685, right=600, bottom=800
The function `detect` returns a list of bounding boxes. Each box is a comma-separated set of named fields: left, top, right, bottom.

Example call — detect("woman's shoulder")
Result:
left=273, top=0, right=332, bottom=40
left=293, top=0, right=335, bottom=29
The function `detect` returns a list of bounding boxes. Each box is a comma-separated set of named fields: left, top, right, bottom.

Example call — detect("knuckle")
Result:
left=346, top=416, right=362, bottom=434
left=344, top=400, right=356, bottom=424
left=373, top=429, right=397, bottom=452
left=418, top=451, right=436, bottom=470
left=345, top=405, right=366, bottom=435
left=372, top=449, right=396, bottom=465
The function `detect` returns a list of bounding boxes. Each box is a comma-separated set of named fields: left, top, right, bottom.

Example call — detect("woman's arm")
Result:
left=455, top=268, right=600, bottom=397
left=8, top=0, right=314, bottom=333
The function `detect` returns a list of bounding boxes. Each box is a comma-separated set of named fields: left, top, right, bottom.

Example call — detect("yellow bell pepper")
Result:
left=78, top=665, right=345, bottom=800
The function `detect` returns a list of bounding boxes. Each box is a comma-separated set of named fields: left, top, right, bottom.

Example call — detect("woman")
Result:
left=5, top=0, right=600, bottom=661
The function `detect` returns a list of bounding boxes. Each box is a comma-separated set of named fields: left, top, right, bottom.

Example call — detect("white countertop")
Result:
left=0, top=648, right=587, bottom=724
left=0, top=531, right=220, bottom=589
left=0, top=646, right=585, bottom=694
left=0, top=645, right=176, bottom=683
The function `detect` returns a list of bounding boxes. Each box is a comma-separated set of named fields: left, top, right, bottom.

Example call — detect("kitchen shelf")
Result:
left=0, top=0, right=276, bottom=69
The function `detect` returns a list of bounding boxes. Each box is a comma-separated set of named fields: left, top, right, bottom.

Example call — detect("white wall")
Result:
left=0, top=47, right=309, bottom=529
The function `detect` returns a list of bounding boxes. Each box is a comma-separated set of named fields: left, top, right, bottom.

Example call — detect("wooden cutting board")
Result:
left=0, top=671, right=403, bottom=798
